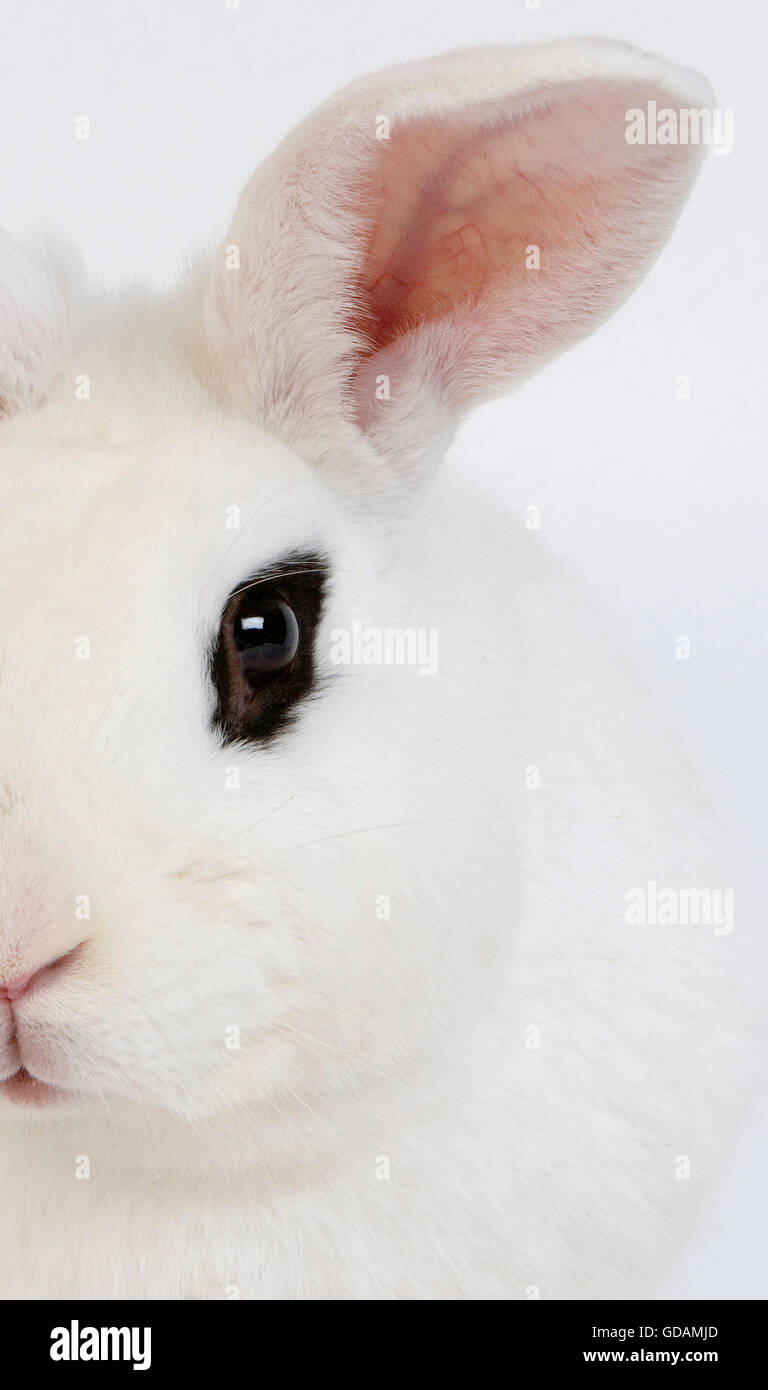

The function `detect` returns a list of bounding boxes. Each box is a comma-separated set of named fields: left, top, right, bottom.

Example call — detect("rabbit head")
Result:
left=0, top=39, right=710, bottom=1140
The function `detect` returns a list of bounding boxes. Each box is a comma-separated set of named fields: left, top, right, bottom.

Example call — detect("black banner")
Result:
left=5, top=1299, right=763, bottom=1376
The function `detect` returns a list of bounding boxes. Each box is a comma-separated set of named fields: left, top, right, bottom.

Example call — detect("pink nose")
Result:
left=0, top=949, right=79, bottom=1003
left=0, top=970, right=38, bottom=1002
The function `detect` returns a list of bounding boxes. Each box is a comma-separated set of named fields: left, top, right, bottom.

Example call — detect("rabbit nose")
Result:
left=0, top=970, right=37, bottom=1002
left=0, top=946, right=83, bottom=1003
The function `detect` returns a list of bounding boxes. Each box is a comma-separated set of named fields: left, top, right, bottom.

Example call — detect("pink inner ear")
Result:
left=361, top=115, right=511, bottom=346
left=355, top=85, right=694, bottom=360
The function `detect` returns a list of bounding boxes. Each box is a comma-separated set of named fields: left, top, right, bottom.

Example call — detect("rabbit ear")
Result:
left=205, top=40, right=712, bottom=478
left=0, top=233, right=69, bottom=415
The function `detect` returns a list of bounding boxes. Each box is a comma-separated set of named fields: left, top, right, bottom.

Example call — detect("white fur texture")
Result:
left=0, top=232, right=70, bottom=413
left=0, top=39, right=757, bottom=1300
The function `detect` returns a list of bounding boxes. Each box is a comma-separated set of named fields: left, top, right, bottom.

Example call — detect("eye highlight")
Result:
left=210, top=553, right=328, bottom=744
left=234, top=599, right=300, bottom=682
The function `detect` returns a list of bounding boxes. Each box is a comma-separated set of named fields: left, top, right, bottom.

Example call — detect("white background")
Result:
left=1, top=0, right=765, bottom=1296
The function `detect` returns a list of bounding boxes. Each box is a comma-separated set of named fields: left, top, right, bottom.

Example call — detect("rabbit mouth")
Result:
left=0, top=1066, right=62, bottom=1108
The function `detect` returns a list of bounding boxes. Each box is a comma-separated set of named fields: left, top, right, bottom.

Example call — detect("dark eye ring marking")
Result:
left=210, top=552, right=328, bottom=745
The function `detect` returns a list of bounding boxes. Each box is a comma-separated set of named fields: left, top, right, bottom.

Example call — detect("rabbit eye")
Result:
left=210, top=553, right=327, bottom=744
left=234, top=599, right=300, bottom=681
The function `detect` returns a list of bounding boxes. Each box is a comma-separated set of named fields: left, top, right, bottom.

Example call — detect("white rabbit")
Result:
left=0, top=38, right=756, bottom=1300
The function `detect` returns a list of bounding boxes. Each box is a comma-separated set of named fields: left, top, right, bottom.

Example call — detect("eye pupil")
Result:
left=234, top=599, right=299, bottom=682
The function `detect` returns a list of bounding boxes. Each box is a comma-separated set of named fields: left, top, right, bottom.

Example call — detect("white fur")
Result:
left=0, top=39, right=757, bottom=1300
left=0, top=232, right=71, bottom=413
